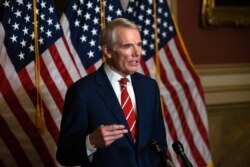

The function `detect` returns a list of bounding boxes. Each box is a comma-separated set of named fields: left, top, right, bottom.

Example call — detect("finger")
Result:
left=101, top=125, right=128, bottom=141
left=106, top=128, right=128, bottom=137
left=112, top=128, right=128, bottom=135
left=105, top=134, right=124, bottom=143
left=105, top=124, right=127, bottom=132
left=103, top=134, right=125, bottom=147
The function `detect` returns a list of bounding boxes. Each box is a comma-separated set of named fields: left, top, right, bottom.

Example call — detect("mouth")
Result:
left=131, top=60, right=139, bottom=66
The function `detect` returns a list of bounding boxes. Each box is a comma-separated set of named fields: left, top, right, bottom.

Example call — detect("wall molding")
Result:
left=195, top=63, right=250, bottom=75
left=206, top=101, right=250, bottom=112
left=195, top=63, right=250, bottom=105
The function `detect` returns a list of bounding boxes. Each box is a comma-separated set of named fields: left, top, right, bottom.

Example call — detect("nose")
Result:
left=133, top=45, right=142, bottom=57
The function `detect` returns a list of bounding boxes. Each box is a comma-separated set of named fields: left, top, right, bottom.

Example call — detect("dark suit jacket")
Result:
left=56, top=64, right=167, bottom=167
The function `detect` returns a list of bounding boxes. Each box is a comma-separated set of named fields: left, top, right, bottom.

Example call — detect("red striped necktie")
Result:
left=119, top=78, right=137, bottom=142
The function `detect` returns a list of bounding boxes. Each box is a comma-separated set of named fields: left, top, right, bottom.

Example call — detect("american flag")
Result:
left=60, top=0, right=124, bottom=75
left=61, top=0, right=213, bottom=167
left=0, top=0, right=80, bottom=166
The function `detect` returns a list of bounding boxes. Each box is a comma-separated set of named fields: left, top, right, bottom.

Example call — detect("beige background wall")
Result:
left=177, top=0, right=250, bottom=65
left=176, top=1, right=250, bottom=167
left=196, top=64, right=250, bottom=167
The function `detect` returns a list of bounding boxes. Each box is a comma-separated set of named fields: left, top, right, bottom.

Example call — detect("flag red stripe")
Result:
left=86, top=65, right=97, bottom=74
left=0, top=116, right=32, bottom=167
left=162, top=102, right=178, bottom=141
left=161, top=101, right=184, bottom=166
left=62, top=36, right=82, bottom=77
left=141, top=56, right=188, bottom=165
left=162, top=44, right=207, bottom=166
left=165, top=37, right=210, bottom=148
left=48, top=44, right=74, bottom=87
left=140, top=59, right=150, bottom=76
left=0, top=66, right=56, bottom=167
left=174, top=37, right=206, bottom=102
left=166, top=39, right=209, bottom=145
left=0, top=158, right=5, bottom=167
left=39, top=57, right=65, bottom=113
left=19, top=68, right=59, bottom=142
left=160, top=62, right=206, bottom=166
left=173, top=37, right=209, bottom=147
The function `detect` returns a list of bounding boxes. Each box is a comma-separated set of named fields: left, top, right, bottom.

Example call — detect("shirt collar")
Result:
left=104, top=63, right=131, bottom=83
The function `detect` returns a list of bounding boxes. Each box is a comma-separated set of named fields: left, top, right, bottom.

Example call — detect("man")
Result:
left=56, top=18, right=167, bottom=167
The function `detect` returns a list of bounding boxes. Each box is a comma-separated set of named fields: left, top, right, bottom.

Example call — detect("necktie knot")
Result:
left=119, top=78, right=128, bottom=87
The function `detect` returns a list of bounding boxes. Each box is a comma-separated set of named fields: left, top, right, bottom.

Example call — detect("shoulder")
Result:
left=132, top=72, right=157, bottom=85
left=131, top=72, right=160, bottom=94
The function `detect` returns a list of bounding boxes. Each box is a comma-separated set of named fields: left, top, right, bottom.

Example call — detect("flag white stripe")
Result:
left=145, top=57, right=157, bottom=79
left=141, top=52, right=189, bottom=167
left=0, top=23, right=4, bottom=46
left=0, top=138, right=18, bottom=167
left=41, top=132, right=59, bottom=166
left=159, top=80, right=183, bottom=138
left=159, top=47, right=198, bottom=134
left=41, top=49, right=68, bottom=99
left=55, top=38, right=81, bottom=82
left=167, top=40, right=211, bottom=162
left=159, top=41, right=211, bottom=165
left=1, top=45, right=57, bottom=165
left=159, top=78, right=192, bottom=166
left=140, top=43, right=211, bottom=166
left=60, top=14, right=87, bottom=77
left=168, top=39, right=209, bottom=130
left=162, top=118, right=180, bottom=165
left=0, top=48, right=35, bottom=121
left=159, top=47, right=201, bottom=166
left=26, top=64, right=62, bottom=129
left=39, top=80, right=62, bottom=129
left=0, top=94, right=42, bottom=167
left=93, top=59, right=103, bottom=70
left=140, top=54, right=191, bottom=167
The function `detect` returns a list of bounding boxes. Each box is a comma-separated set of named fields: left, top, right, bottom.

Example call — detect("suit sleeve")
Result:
left=56, top=85, right=90, bottom=166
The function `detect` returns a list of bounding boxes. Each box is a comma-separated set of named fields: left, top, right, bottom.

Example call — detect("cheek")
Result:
left=115, top=51, right=129, bottom=62
left=123, top=51, right=134, bottom=62
left=113, top=50, right=131, bottom=66
left=113, top=56, right=125, bottom=68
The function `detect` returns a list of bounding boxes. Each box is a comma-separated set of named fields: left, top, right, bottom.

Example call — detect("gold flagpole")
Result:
left=100, top=0, right=106, bottom=62
left=32, top=0, right=46, bottom=132
left=153, top=0, right=166, bottom=113
left=100, top=0, right=105, bottom=30
left=153, top=0, right=160, bottom=83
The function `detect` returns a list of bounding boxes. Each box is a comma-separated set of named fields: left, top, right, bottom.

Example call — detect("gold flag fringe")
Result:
left=33, top=0, right=46, bottom=133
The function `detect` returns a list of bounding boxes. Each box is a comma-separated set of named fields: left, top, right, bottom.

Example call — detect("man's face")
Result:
left=107, top=27, right=142, bottom=77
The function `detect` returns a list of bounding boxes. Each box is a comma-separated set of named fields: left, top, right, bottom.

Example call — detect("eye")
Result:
left=123, top=44, right=132, bottom=48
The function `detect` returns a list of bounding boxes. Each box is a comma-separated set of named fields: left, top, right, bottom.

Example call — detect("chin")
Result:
left=129, top=69, right=138, bottom=74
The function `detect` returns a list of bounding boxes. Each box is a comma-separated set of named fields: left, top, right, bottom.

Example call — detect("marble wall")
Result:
left=207, top=103, right=250, bottom=167
left=197, top=64, right=250, bottom=167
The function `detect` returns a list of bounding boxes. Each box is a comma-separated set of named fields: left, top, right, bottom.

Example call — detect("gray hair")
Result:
left=99, top=18, right=140, bottom=49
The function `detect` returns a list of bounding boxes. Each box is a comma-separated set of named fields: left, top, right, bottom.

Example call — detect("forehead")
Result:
left=115, top=27, right=141, bottom=43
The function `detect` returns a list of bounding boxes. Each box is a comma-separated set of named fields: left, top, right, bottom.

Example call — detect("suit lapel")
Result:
left=94, top=65, right=135, bottom=145
left=131, top=73, right=151, bottom=148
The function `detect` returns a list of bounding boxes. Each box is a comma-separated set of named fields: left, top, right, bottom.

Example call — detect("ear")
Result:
left=101, top=45, right=112, bottom=59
